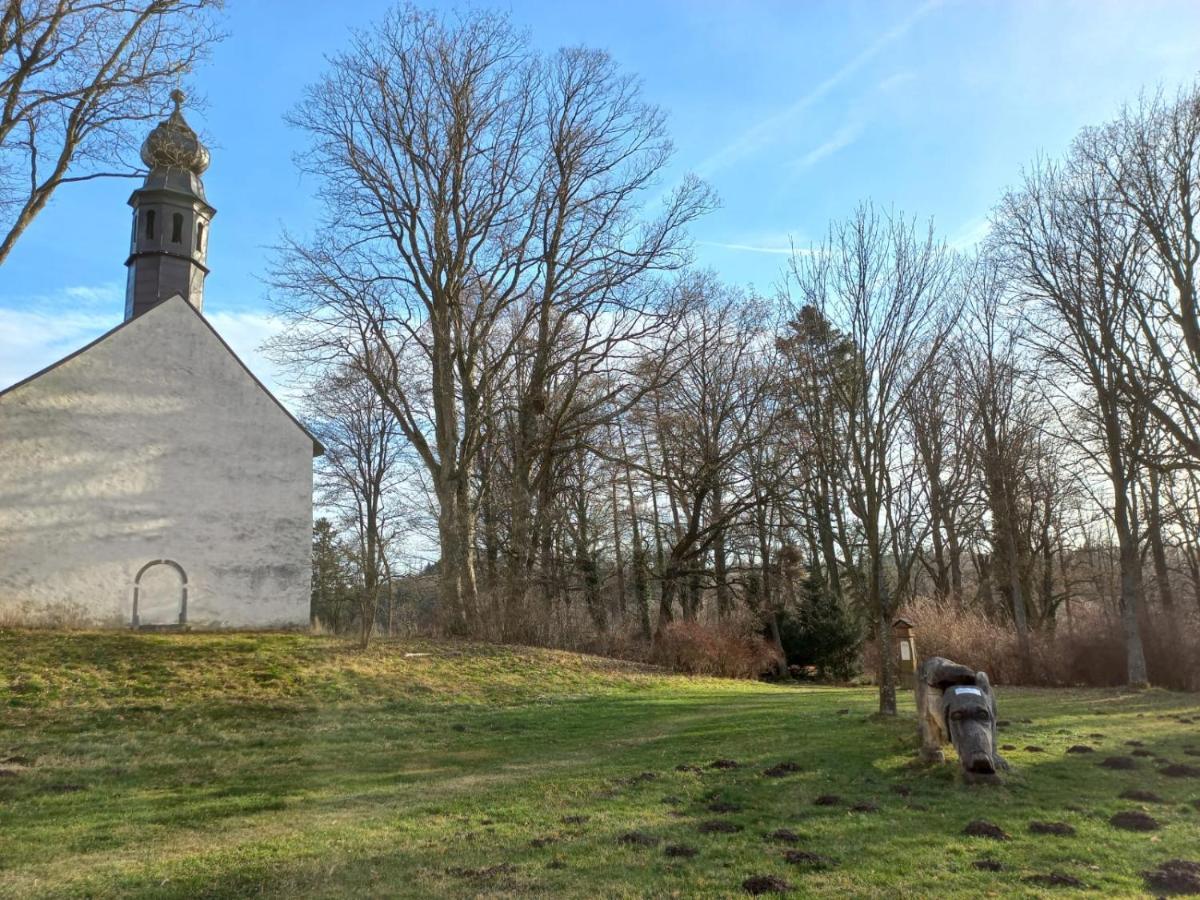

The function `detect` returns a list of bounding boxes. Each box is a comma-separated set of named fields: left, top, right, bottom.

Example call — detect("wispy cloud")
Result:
left=793, top=119, right=865, bottom=170
left=700, top=240, right=796, bottom=256
left=948, top=217, right=991, bottom=250
left=694, top=0, right=943, bottom=176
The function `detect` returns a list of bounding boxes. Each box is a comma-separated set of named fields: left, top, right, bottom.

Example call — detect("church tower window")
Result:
left=171, top=213, right=183, bottom=243
left=144, top=209, right=156, bottom=239
left=196, top=222, right=204, bottom=252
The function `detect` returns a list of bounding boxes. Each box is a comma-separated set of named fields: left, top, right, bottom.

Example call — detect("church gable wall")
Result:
left=0, top=297, right=312, bottom=628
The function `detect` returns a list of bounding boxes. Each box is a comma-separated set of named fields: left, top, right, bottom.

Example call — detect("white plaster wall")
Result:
left=0, top=296, right=314, bottom=627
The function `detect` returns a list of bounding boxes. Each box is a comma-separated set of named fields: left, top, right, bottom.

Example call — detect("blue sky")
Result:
left=2, top=0, right=1199, bottom=393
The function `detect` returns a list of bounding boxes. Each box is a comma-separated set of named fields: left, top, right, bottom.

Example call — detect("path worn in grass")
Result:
left=1, top=631, right=1198, bottom=898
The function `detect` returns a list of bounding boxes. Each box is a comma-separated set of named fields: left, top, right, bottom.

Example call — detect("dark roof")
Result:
left=0, top=295, right=323, bottom=457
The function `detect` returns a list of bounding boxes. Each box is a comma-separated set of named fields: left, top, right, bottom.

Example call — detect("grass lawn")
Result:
left=1, top=632, right=1198, bottom=898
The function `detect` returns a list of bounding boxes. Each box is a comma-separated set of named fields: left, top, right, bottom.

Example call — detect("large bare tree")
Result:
left=786, top=203, right=957, bottom=715
left=0, top=0, right=222, bottom=264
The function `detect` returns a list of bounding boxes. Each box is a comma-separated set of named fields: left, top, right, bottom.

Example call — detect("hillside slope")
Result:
left=1, top=632, right=1198, bottom=898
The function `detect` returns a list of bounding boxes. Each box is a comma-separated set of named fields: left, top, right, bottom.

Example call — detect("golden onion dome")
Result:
left=140, top=89, right=210, bottom=174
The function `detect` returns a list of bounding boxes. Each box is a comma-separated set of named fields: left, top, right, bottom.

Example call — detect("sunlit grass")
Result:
left=1, top=631, right=1197, bottom=898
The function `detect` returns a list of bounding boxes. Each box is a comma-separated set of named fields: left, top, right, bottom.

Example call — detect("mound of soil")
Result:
left=1125, top=740, right=1145, bottom=747
left=996, top=719, right=1011, bottom=728
left=1088, top=733, right=1106, bottom=739
left=963, top=820, right=1010, bottom=840
left=1161, top=764, right=1200, bottom=778
left=1000, top=744, right=1017, bottom=751
left=783, top=850, right=833, bottom=869
left=767, top=829, right=801, bottom=844
left=742, top=874, right=793, bottom=895
left=707, top=800, right=743, bottom=813
left=561, top=815, right=589, bottom=825
left=699, top=819, right=743, bottom=834
left=664, top=844, right=698, bottom=859
left=973, top=859, right=1004, bottom=872
left=618, top=830, right=660, bottom=847
left=1066, top=745, right=1094, bottom=754
left=676, top=764, right=703, bottom=774
left=851, top=801, right=880, bottom=813
left=812, top=794, right=842, bottom=806
left=446, top=863, right=516, bottom=881
left=1110, top=811, right=1160, bottom=831
left=1029, top=821, right=1076, bottom=836
left=710, top=759, right=741, bottom=770
left=1142, top=859, right=1200, bottom=895
left=529, top=836, right=557, bottom=848
left=1120, top=789, right=1165, bottom=803
left=763, top=762, right=803, bottom=778
left=621, top=771, right=658, bottom=785
left=1025, top=872, right=1085, bottom=888
left=1100, top=756, right=1137, bottom=770
left=1132, top=749, right=1156, bottom=758
left=1024, top=745, right=1045, bottom=753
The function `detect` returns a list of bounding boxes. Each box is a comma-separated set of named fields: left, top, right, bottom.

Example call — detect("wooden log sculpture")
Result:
left=916, top=656, right=1008, bottom=782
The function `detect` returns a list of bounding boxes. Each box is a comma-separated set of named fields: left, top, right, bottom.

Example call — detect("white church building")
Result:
left=0, top=92, right=320, bottom=629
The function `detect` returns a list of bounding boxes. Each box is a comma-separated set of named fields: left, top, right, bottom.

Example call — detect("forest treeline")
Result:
left=277, top=6, right=1200, bottom=709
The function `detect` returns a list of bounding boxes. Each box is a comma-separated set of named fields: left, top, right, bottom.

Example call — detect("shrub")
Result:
left=653, top=620, right=783, bottom=679
left=883, top=598, right=1200, bottom=690
left=775, top=575, right=862, bottom=680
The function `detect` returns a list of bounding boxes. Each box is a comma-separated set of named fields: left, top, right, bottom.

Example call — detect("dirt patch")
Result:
left=973, top=859, right=1004, bottom=872
left=1161, top=764, right=1200, bottom=778
left=1120, top=789, right=1165, bottom=803
left=42, top=782, right=86, bottom=793
left=1029, top=821, right=1076, bottom=836
left=618, top=772, right=659, bottom=786
left=1024, top=745, right=1045, bottom=753
left=676, top=764, right=703, bottom=774
left=1066, top=745, right=1094, bottom=754
left=618, top=830, right=660, bottom=847
left=1000, top=744, right=1016, bottom=751
left=707, top=800, right=742, bottom=813
left=665, top=843, right=698, bottom=859
left=561, top=814, right=589, bottom=825
left=1100, top=756, right=1137, bottom=770
left=0, top=769, right=19, bottom=779
left=1025, top=872, right=1085, bottom=888
left=1088, top=733, right=1106, bottom=739
left=742, top=874, right=793, bottom=895
left=783, top=850, right=833, bottom=869
left=1132, top=749, right=1156, bottom=758
left=996, top=719, right=1011, bottom=727
left=699, top=819, right=743, bottom=834
left=710, top=759, right=741, bottom=770
left=446, top=863, right=516, bottom=881
left=963, top=820, right=1010, bottom=840
left=851, top=800, right=880, bottom=813
left=763, top=762, right=803, bottom=778
left=660, top=795, right=683, bottom=805
left=1125, top=740, right=1144, bottom=747
left=1142, top=859, right=1200, bottom=895
left=813, top=794, right=842, bottom=806
left=529, top=836, right=556, bottom=848
left=767, top=829, right=801, bottom=844
left=1110, top=810, right=1160, bottom=831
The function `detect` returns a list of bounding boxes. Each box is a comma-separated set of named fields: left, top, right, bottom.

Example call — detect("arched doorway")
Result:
left=132, top=560, right=187, bottom=627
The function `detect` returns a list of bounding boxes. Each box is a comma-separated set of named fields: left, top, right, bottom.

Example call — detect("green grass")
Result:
left=1, top=632, right=1198, bottom=898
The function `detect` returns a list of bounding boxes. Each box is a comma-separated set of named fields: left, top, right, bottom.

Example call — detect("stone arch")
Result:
left=131, top=559, right=188, bottom=627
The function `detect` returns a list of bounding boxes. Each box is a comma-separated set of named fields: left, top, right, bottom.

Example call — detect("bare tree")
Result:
left=994, top=151, right=1152, bottom=687
left=273, top=6, right=707, bottom=637
left=0, top=0, right=223, bottom=264
left=786, top=203, right=957, bottom=715
left=308, top=369, right=404, bottom=649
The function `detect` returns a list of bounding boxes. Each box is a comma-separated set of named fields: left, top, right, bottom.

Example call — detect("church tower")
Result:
left=124, top=90, right=215, bottom=321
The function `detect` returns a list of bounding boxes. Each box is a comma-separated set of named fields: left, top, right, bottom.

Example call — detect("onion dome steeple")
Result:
left=123, top=89, right=216, bottom=321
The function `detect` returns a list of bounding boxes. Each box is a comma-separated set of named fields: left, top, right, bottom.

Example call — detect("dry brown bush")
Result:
left=877, top=598, right=1199, bottom=690
left=651, top=620, right=784, bottom=679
